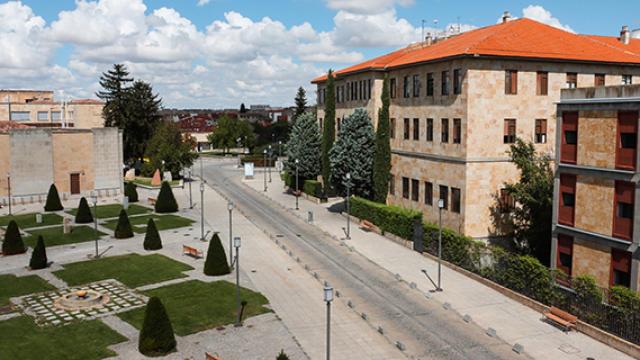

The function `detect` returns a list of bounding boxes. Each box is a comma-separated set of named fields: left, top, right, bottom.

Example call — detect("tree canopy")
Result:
left=285, top=112, right=321, bottom=180
left=145, top=121, right=198, bottom=179
left=321, top=70, right=336, bottom=190
left=96, top=63, right=132, bottom=128
left=294, top=86, right=307, bottom=122
left=208, top=115, right=256, bottom=153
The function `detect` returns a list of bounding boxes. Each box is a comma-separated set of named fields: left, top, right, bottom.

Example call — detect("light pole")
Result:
left=295, top=159, right=299, bottom=210
left=188, top=167, right=193, bottom=209
left=234, top=236, right=242, bottom=326
left=345, top=173, right=351, bottom=240
left=324, top=286, right=334, bottom=360
left=278, top=140, right=282, bottom=158
left=200, top=158, right=205, bottom=241
left=91, top=191, right=98, bottom=258
left=6, top=172, right=11, bottom=216
left=437, top=198, right=444, bottom=291
left=228, top=202, right=234, bottom=265
left=268, top=145, right=272, bottom=183
left=263, top=149, right=267, bottom=192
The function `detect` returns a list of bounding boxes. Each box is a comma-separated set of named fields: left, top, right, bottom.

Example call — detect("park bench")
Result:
left=183, top=245, right=203, bottom=259
left=359, top=219, right=376, bottom=232
left=542, top=306, right=577, bottom=332
left=148, top=197, right=157, bottom=205
left=205, top=352, right=221, bottom=360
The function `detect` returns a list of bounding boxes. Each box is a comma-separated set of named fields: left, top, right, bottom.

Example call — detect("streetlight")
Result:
left=234, top=236, right=242, bottom=326
left=263, top=149, right=267, bottom=192
left=6, top=172, right=11, bottom=216
left=268, top=145, right=272, bottom=183
left=345, top=173, right=351, bottom=240
left=437, top=198, right=444, bottom=291
left=295, top=159, right=299, bottom=210
left=91, top=191, right=98, bottom=258
left=228, top=202, right=234, bottom=265
left=324, top=286, right=334, bottom=360
left=200, top=158, right=205, bottom=241
left=278, top=140, right=282, bottom=158
left=187, top=167, right=193, bottom=209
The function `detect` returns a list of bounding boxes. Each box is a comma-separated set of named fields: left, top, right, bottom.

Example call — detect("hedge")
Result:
left=349, top=196, right=421, bottom=239
left=303, top=180, right=323, bottom=198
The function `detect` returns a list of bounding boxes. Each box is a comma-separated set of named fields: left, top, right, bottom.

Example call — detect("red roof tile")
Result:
left=0, top=121, right=32, bottom=133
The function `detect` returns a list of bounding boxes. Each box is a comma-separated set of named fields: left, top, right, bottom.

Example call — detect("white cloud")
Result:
left=522, top=5, right=574, bottom=33
left=0, top=1, right=54, bottom=68
left=325, top=0, right=414, bottom=15
left=197, top=0, right=211, bottom=6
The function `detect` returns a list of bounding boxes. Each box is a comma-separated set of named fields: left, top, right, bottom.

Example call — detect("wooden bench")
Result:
left=543, top=306, right=577, bottom=332
left=183, top=245, right=203, bottom=259
left=205, top=352, right=220, bottom=360
left=148, top=197, right=157, bottom=205
left=359, top=219, right=375, bottom=232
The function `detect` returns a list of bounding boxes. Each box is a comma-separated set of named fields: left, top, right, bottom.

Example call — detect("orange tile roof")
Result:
left=0, top=121, right=32, bottom=133
left=312, top=18, right=640, bottom=83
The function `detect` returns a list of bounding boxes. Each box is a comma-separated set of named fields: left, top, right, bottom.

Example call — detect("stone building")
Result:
left=553, top=85, right=640, bottom=291
left=312, top=17, right=640, bottom=240
left=0, top=127, right=123, bottom=206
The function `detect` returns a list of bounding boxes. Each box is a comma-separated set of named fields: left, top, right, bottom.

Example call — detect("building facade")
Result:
left=313, top=17, right=640, bottom=240
left=552, top=85, right=640, bottom=291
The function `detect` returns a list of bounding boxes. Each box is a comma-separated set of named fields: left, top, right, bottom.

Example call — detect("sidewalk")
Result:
left=243, top=165, right=632, bottom=360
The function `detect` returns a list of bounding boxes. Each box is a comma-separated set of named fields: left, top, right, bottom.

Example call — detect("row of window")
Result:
left=336, top=79, right=372, bottom=103
left=390, top=69, right=462, bottom=99
left=10, top=111, right=65, bottom=122
left=506, top=70, right=634, bottom=96
left=390, top=176, right=461, bottom=213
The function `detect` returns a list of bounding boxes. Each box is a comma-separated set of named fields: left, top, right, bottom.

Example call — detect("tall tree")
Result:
left=96, top=64, right=133, bottom=128
left=329, top=109, right=375, bottom=198
left=285, top=112, right=321, bottom=180
left=208, top=115, right=255, bottom=154
left=240, top=103, right=247, bottom=113
left=294, top=87, right=307, bottom=123
left=321, top=70, right=336, bottom=191
left=125, top=80, right=162, bottom=161
left=372, top=75, right=392, bottom=203
left=145, top=121, right=197, bottom=179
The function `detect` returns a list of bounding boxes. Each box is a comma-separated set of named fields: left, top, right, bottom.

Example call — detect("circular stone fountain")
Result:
left=54, top=289, right=110, bottom=311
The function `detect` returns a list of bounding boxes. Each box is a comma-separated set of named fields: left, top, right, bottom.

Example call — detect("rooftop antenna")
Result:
left=433, top=19, right=439, bottom=38
left=457, top=16, right=461, bottom=33
left=421, top=19, right=426, bottom=43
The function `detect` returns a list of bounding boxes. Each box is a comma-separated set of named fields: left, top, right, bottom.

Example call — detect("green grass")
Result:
left=118, top=280, right=270, bottom=336
left=53, top=253, right=194, bottom=288
left=102, top=214, right=194, bottom=234
left=0, top=213, right=63, bottom=229
left=66, top=203, right=152, bottom=219
left=23, top=225, right=106, bottom=248
left=0, top=274, right=55, bottom=307
left=130, top=178, right=180, bottom=187
left=0, top=316, right=126, bottom=360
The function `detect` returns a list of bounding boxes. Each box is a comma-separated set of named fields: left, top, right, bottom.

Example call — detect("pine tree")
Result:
left=372, top=75, right=392, bottom=203
left=29, top=236, right=48, bottom=270
left=96, top=64, right=133, bottom=128
left=138, top=297, right=177, bottom=356
left=75, top=197, right=94, bottom=224
left=240, top=103, right=247, bottom=113
left=285, top=112, right=321, bottom=181
left=125, top=80, right=162, bottom=161
left=125, top=182, right=139, bottom=203
left=155, top=182, right=178, bottom=213
left=114, top=209, right=134, bottom=239
left=276, top=350, right=290, bottom=360
left=44, top=184, right=63, bottom=211
left=2, top=220, right=26, bottom=255
left=294, top=87, right=307, bottom=123
left=329, top=109, right=375, bottom=198
left=203, top=233, right=230, bottom=276
left=143, top=218, right=162, bottom=250
left=321, top=70, right=336, bottom=192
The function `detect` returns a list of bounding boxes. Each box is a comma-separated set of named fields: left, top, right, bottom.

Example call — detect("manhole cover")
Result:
left=558, top=344, right=580, bottom=354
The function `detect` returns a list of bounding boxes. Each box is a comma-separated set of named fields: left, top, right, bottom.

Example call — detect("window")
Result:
left=367, top=79, right=372, bottom=99
left=403, top=76, right=410, bottom=98
left=622, top=75, right=633, bottom=85
left=613, top=181, right=634, bottom=240
left=505, top=70, right=518, bottom=94
left=439, top=185, right=449, bottom=210
left=402, top=177, right=410, bottom=199
left=426, top=118, right=433, bottom=141
left=616, top=111, right=638, bottom=170
left=558, top=174, right=576, bottom=226
left=389, top=175, right=395, bottom=195
left=453, top=119, right=461, bottom=144
left=556, top=234, right=573, bottom=277
left=441, top=118, right=449, bottom=143
left=535, top=71, right=548, bottom=95
left=390, top=78, right=397, bottom=98
left=424, top=182, right=433, bottom=205
left=337, top=118, right=342, bottom=133
left=413, top=118, right=419, bottom=140
left=451, top=187, right=461, bottom=213
left=595, top=73, right=605, bottom=86
left=610, top=249, right=631, bottom=288
left=453, top=69, right=462, bottom=94
left=345, top=83, right=350, bottom=101
left=503, top=119, right=516, bottom=144
left=10, top=111, right=30, bottom=121
left=359, top=80, right=364, bottom=100
left=441, top=71, right=449, bottom=95
left=561, top=112, right=578, bottom=163
left=535, top=119, right=547, bottom=144
left=413, top=75, right=420, bottom=97
left=426, top=73, right=434, bottom=96
left=390, top=118, right=396, bottom=139
left=566, top=73, right=577, bottom=89
left=499, top=189, right=515, bottom=213
left=37, top=111, right=48, bottom=121
left=411, top=179, right=419, bottom=201
left=403, top=118, right=410, bottom=140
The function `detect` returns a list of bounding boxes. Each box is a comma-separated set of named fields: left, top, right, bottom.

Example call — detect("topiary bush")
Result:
left=44, top=184, right=63, bottom=211
left=350, top=196, right=421, bottom=239
left=155, top=182, right=178, bottom=213
left=29, top=235, right=48, bottom=270
left=276, top=349, right=290, bottom=360
left=2, top=220, right=26, bottom=255
left=143, top=218, right=162, bottom=250
left=75, top=197, right=94, bottom=224
left=114, top=209, right=134, bottom=239
left=303, top=180, right=323, bottom=198
left=125, top=182, right=139, bottom=203
left=203, top=233, right=230, bottom=276
left=138, top=296, right=177, bottom=356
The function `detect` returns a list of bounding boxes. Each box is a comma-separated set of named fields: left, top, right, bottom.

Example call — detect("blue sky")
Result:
left=2, top=0, right=639, bottom=108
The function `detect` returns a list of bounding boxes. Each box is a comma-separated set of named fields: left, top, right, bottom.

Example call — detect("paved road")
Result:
left=203, top=160, right=524, bottom=360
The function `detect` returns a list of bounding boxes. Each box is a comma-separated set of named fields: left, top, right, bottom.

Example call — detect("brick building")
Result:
left=313, top=17, right=640, bottom=240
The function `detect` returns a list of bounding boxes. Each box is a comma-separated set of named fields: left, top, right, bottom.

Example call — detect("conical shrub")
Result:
left=203, top=233, right=230, bottom=276
left=75, top=197, right=94, bottom=224
left=143, top=218, right=162, bottom=250
left=2, top=220, right=26, bottom=255
left=29, top=236, right=48, bottom=269
left=155, top=182, right=178, bottom=213
left=44, top=184, right=63, bottom=211
left=138, top=297, right=177, bottom=356
left=125, top=182, right=139, bottom=203
left=114, top=209, right=134, bottom=239
left=276, top=350, right=290, bottom=360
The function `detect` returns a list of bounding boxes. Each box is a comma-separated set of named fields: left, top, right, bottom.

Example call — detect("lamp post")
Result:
left=228, top=202, right=234, bottom=265
left=345, top=172, right=351, bottom=240
left=437, top=198, right=444, bottom=291
left=188, top=167, right=193, bottom=209
left=234, top=236, right=242, bottom=326
left=268, top=145, right=272, bottom=183
left=6, top=172, right=11, bottom=216
left=263, top=149, right=267, bottom=192
left=324, top=286, right=334, bottom=360
left=200, top=158, right=205, bottom=241
left=91, top=191, right=98, bottom=258
left=295, top=159, right=299, bottom=210
left=278, top=140, right=282, bottom=158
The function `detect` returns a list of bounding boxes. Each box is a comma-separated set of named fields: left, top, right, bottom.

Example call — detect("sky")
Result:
left=1, top=0, right=639, bottom=109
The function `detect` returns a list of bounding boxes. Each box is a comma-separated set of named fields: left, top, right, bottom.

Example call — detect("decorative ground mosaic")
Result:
left=13, top=279, right=146, bottom=327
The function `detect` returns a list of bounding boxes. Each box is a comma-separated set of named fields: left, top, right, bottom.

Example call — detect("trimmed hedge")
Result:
left=203, top=233, right=230, bottom=276
left=155, top=182, right=178, bottom=213
left=143, top=219, right=162, bottom=250
left=44, top=184, right=63, bottom=212
left=114, top=209, right=134, bottom=239
left=349, top=196, right=421, bottom=239
left=138, top=296, right=176, bottom=356
left=2, top=220, right=26, bottom=255
left=303, top=180, right=323, bottom=198
left=125, top=182, right=139, bottom=203
left=75, top=197, right=94, bottom=224
left=29, top=235, right=48, bottom=270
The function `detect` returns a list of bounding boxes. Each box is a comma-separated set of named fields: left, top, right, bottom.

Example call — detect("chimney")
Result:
left=502, top=11, right=511, bottom=24
left=425, top=33, right=433, bottom=46
left=620, top=25, right=630, bottom=44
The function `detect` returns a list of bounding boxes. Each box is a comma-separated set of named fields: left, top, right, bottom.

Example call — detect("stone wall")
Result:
left=93, top=128, right=123, bottom=191
left=574, top=175, right=615, bottom=236
left=10, top=129, right=54, bottom=196
left=576, top=111, right=618, bottom=169
left=0, top=135, right=9, bottom=197
left=52, top=132, right=94, bottom=195
left=572, top=238, right=611, bottom=288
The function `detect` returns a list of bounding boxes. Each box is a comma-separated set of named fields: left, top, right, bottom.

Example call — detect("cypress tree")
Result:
left=372, top=75, right=392, bottom=203
left=44, top=184, right=63, bottom=211
left=321, top=69, right=336, bottom=193
left=293, top=86, right=307, bottom=124
left=2, top=220, right=26, bottom=255
left=75, top=197, right=94, bottom=224
left=125, top=182, right=139, bottom=202
left=143, top=218, right=162, bottom=250
left=29, top=236, right=48, bottom=270
left=155, top=182, right=178, bottom=213
left=138, top=297, right=177, bottom=356
left=114, top=209, right=134, bottom=239
left=276, top=350, right=290, bottom=360
left=203, top=233, right=230, bottom=276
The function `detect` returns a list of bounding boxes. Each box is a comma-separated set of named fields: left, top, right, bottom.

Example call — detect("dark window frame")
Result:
left=426, top=118, right=433, bottom=142
left=441, top=118, right=449, bottom=143
left=413, top=118, right=420, bottom=140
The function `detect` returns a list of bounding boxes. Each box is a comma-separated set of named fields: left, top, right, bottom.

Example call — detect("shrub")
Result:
left=203, top=233, right=230, bottom=276
left=140, top=162, right=155, bottom=178
left=114, top=209, right=134, bottom=239
left=490, top=253, right=556, bottom=304
left=573, top=275, right=603, bottom=304
left=44, top=184, right=63, bottom=211
left=29, top=236, right=48, bottom=270
left=610, top=285, right=640, bottom=311
left=138, top=297, right=177, bottom=356
left=155, top=182, right=178, bottom=213
left=350, top=196, right=421, bottom=239
left=2, top=220, right=26, bottom=255
left=143, top=218, right=162, bottom=250
left=303, top=180, right=323, bottom=198
left=75, top=197, right=94, bottom=224
left=276, top=350, right=290, bottom=360
left=125, top=182, right=139, bottom=203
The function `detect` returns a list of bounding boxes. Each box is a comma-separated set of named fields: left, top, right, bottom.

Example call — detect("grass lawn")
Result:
left=53, top=253, right=194, bottom=288
left=0, top=213, right=63, bottom=229
left=0, top=274, right=55, bottom=307
left=66, top=203, right=152, bottom=219
left=0, top=316, right=126, bottom=360
left=130, top=178, right=180, bottom=187
left=118, top=280, right=270, bottom=336
left=23, top=225, right=106, bottom=248
left=102, top=214, right=194, bottom=234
